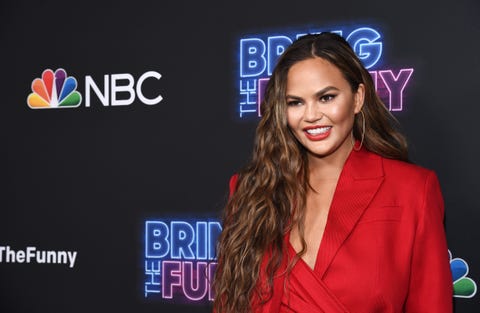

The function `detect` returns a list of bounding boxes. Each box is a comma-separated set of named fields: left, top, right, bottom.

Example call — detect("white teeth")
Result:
left=306, top=127, right=331, bottom=135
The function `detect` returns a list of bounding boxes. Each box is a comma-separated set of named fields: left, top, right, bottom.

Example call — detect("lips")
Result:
left=303, top=126, right=332, bottom=141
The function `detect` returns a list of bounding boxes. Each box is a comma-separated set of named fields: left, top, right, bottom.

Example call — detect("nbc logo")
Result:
left=27, top=68, right=163, bottom=109
left=27, top=68, right=82, bottom=109
left=449, top=250, right=477, bottom=298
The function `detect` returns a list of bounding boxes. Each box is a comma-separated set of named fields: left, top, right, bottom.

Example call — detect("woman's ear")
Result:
left=354, top=83, right=365, bottom=113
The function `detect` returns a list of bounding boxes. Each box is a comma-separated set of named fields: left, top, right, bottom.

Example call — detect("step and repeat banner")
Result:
left=1, top=1, right=478, bottom=312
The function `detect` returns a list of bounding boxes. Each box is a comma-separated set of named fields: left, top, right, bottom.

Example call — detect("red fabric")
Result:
left=228, top=174, right=238, bottom=198
left=279, top=242, right=349, bottom=313
left=237, top=148, right=452, bottom=313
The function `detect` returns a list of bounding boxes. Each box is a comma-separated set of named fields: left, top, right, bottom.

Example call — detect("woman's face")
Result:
left=285, top=57, right=364, bottom=161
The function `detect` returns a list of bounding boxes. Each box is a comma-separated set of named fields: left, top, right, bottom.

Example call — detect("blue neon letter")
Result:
left=171, top=221, right=195, bottom=259
left=347, top=27, right=383, bottom=69
left=208, top=222, right=222, bottom=260
left=145, top=221, right=169, bottom=258
left=267, top=36, right=292, bottom=75
left=240, top=38, right=267, bottom=77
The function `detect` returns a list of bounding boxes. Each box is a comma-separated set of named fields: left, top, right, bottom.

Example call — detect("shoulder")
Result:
left=349, top=148, right=437, bottom=185
left=355, top=149, right=441, bottom=197
left=369, top=152, right=443, bottom=207
left=380, top=155, right=437, bottom=186
left=363, top=151, right=444, bottom=217
left=228, top=174, right=239, bottom=197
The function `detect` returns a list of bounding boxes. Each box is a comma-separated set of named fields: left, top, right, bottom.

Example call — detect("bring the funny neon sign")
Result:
left=238, top=26, right=414, bottom=117
left=144, top=220, right=221, bottom=303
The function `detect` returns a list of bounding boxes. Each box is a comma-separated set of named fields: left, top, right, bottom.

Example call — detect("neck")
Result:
left=307, top=141, right=353, bottom=182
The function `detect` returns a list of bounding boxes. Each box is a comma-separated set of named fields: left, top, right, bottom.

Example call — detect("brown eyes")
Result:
left=286, top=94, right=336, bottom=106
left=287, top=100, right=302, bottom=106
left=320, top=94, right=336, bottom=102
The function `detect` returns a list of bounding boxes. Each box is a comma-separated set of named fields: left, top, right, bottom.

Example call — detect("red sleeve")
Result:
left=404, top=171, right=453, bottom=312
left=228, top=174, right=239, bottom=198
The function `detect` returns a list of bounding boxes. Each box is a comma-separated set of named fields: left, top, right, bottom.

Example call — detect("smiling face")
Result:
left=286, top=57, right=364, bottom=162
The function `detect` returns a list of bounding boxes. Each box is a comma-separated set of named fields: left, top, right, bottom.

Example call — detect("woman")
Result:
left=213, top=33, right=452, bottom=313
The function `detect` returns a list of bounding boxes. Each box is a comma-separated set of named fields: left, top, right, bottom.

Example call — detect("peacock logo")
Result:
left=450, top=250, right=477, bottom=298
left=27, top=68, right=82, bottom=109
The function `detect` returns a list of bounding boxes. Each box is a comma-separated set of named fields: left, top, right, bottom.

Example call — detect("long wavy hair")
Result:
left=213, top=32, right=408, bottom=313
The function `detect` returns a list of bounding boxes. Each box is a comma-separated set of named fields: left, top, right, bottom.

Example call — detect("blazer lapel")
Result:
left=314, top=148, right=384, bottom=277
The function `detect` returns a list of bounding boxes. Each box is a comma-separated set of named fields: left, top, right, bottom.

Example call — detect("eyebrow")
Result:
left=286, top=86, right=340, bottom=100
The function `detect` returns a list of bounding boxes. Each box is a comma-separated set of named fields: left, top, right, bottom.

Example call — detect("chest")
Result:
left=289, top=181, right=337, bottom=269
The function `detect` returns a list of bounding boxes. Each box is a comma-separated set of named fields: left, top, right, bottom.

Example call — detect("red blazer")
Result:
left=230, top=148, right=453, bottom=313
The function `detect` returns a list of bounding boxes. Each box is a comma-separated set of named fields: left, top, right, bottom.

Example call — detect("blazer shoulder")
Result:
left=376, top=156, right=443, bottom=214
left=381, top=157, right=436, bottom=183
left=228, top=174, right=239, bottom=197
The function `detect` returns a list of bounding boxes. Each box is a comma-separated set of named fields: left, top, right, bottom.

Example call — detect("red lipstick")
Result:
left=303, top=126, right=332, bottom=141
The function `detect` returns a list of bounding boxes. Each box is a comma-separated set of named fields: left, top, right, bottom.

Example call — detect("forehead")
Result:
left=286, top=57, right=348, bottom=92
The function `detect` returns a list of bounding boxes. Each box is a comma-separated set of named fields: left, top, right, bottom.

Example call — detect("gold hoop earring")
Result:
left=353, top=110, right=365, bottom=151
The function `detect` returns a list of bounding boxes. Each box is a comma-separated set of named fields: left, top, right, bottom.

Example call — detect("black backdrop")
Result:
left=1, top=0, right=478, bottom=312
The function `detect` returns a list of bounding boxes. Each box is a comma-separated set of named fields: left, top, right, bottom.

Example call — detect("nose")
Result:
left=304, top=102, right=323, bottom=122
